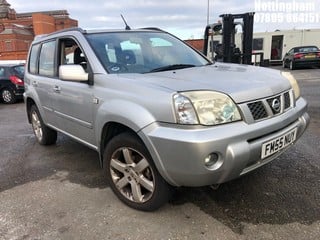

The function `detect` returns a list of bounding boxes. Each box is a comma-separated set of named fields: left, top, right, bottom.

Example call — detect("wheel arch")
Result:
left=99, top=121, right=140, bottom=167
left=98, top=120, right=177, bottom=187
left=96, top=99, right=157, bottom=166
left=25, top=97, right=37, bottom=123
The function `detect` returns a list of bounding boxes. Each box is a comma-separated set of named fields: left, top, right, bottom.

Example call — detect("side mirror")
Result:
left=59, top=65, right=88, bottom=82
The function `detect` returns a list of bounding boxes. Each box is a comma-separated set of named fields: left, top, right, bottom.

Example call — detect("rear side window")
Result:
left=29, top=44, right=40, bottom=74
left=13, top=65, right=25, bottom=77
left=0, top=67, right=5, bottom=77
left=39, top=41, right=56, bottom=77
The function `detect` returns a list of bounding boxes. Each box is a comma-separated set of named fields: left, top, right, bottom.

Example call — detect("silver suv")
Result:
left=24, top=27, right=309, bottom=211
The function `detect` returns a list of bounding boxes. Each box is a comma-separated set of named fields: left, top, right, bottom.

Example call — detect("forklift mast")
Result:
left=203, top=12, right=255, bottom=65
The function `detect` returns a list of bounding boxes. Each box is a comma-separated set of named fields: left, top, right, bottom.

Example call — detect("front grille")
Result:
left=267, top=96, right=281, bottom=114
left=284, top=92, right=291, bottom=109
left=245, top=90, right=292, bottom=122
left=248, top=101, right=268, bottom=120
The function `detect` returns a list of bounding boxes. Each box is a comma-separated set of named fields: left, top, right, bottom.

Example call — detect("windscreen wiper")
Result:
left=147, top=64, right=196, bottom=73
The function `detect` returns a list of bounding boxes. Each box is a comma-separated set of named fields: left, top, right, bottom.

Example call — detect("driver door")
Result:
left=51, top=38, right=96, bottom=146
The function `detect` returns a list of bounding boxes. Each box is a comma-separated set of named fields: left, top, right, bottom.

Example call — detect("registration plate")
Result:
left=305, top=54, right=315, bottom=59
left=261, top=128, right=297, bottom=159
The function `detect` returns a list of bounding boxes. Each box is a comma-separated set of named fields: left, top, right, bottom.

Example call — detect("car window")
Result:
left=295, top=46, right=319, bottom=53
left=39, top=41, right=56, bottom=77
left=29, top=44, right=40, bottom=74
left=59, top=38, right=88, bottom=73
left=0, top=67, right=5, bottom=77
left=86, top=31, right=209, bottom=74
left=13, top=65, right=25, bottom=77
left=300, top=47, right=318, bottom=52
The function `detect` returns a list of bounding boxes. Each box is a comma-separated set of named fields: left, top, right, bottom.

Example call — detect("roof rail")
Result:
left=34, top=34, right=48, bottom=40
left=34, top=27, right=85, bottom=39
left=140, top=27, right=165, bottom=32
left=52, top=27, right=85, bottom=34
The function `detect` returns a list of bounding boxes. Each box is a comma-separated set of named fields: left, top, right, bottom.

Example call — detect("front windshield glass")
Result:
left=86, top=31, right=210, bottom=74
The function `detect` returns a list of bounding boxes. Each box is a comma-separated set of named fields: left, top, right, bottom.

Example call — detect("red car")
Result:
left=283, top=46, right=320, bottom=70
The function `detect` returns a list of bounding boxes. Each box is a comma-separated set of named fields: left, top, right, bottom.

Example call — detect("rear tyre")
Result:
left=1, top=88, right=16, bottom=104
left=289, top=61, right=295, bottom=70
left=104, top=132, right=172, bottom=211
left=30, top=105, right=57, bottom=145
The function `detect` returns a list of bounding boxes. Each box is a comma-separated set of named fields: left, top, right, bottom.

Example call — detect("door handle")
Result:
left=53, top=86, right=61, bottom=93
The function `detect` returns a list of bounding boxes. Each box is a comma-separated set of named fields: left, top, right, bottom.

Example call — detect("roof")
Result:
left=32, top=27, right=164, bottom=42
left=16, top=10, right=70, bottom=18
left=0, top=26, right=33, bottom=35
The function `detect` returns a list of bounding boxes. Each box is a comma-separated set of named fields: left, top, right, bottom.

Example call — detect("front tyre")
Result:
left=104, top=132, right=171, bottom=211
left=282, top=60, right=287, bottom=68
left=30, top=105, right=57, bottom=145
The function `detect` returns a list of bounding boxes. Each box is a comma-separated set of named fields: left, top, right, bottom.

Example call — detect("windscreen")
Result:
left=86, top=31, right=209, bottom=74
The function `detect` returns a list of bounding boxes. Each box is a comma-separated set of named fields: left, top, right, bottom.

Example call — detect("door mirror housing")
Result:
left=59, top=65, right=88, bottom=82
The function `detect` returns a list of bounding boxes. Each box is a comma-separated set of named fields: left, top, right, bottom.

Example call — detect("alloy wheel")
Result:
left=2, top=89, right=13, bottom=103
left=110, top=147, right=155, bottom=203
left=31, top=110, right=43, bottom=141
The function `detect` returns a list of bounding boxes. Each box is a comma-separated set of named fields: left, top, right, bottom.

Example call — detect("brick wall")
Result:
left=32, top=13, right=56, bottom=35
left=0, top=10, right=78, bottom=61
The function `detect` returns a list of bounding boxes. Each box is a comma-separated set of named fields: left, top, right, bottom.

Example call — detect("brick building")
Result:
left=184, top=39, right=204, bottom=52
left=0, top=0, right=78, bottom=61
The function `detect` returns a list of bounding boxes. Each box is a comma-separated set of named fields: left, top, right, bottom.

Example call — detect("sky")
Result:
left=7, top=0, right=320, bottom=39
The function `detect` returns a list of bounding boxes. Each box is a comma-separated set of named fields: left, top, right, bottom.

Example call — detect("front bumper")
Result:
left=140, top=97, right=309, bottom=187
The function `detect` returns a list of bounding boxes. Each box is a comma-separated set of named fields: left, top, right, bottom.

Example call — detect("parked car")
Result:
left=24, top=27, right=309, bottom=211
left=283, top=45, right=320, bottom=70
left=0, top=64, right=25, bottom=104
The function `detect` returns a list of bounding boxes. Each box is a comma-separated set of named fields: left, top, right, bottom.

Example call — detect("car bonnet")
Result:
left=123, top=62, right=291, bottom=103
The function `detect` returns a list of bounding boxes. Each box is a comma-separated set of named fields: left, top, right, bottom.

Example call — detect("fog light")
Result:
left=204, top=153, right=219, bottom=167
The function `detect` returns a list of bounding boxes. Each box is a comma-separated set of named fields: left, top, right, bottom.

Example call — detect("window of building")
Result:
left=39, top=41, right=56, bottom=77
left=210, top=40, right=220, bottom=52
left=253, top=38, right=264, bottom=51
left=5, top=41, right=12, bottom=51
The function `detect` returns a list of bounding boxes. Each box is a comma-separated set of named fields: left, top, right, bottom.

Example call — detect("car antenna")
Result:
left=121, top=14, right=131, bottom=30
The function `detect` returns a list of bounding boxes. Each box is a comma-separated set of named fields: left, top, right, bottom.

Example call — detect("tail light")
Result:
left=293, top=53, right=304, bottom=59
left=9, top=75, right=24, bottom=86
left=317, top=52, right=320, bottom=58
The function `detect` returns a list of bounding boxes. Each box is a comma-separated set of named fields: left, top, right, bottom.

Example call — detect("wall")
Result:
left=32, top=13, right=55, bottom=35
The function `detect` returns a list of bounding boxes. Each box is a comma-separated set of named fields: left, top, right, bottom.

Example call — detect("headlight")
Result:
left=173, top=91, right=242, bottom=126
left=281, top=71, right=300, bottom=99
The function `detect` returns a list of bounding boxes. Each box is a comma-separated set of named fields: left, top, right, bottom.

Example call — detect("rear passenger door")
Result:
left=28, top=40, right=58, bottom=124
